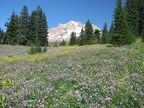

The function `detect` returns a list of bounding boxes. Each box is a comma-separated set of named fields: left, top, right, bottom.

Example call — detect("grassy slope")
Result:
left=0, top=43, right=144, bottom=107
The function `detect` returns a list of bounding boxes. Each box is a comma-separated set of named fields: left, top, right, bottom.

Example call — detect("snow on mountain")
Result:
left=48, top=20, right=100, bottom=42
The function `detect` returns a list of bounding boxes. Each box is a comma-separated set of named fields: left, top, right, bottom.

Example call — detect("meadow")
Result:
left=0, top=42, right=144, bottom=107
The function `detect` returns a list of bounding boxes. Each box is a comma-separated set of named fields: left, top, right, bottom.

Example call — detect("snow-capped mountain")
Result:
left=48, top=20, right=100, bottom=42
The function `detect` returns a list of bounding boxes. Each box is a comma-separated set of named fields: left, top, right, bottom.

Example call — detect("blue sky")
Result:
left=0, top=0, right=119, bottom=31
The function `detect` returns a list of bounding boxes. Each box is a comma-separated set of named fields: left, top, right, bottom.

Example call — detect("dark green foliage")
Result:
left=28, top=39, right=47, bottom=54
left=28, top=10, right=37, bottom=44
left=5, top=5, right=48, bottom=46
left=28, top=7, right=48, bottom=46
left=125, top=0, right=139, bottom=35
left=138, top=0, right=144, bottom=36
left=101, top=22, right=108, bottom=44
left=69, top=32, right=77, bottom=45
left=142, top=34, right=144, bottom=42
left=84, top=19, right=94, bottom=45
left=142, top=28, right=144, bottom=42
left=0, top=28, right=6, bottom=44
left=59, top=39, right=66, bottom=46
left=125, top=0, right=144, bottom=41
left=5, top=11, right=19, bottom=45
left=109, top=21, right=114, bottom=43
left=19, top=6, right=29, bottom=45
left=28, top=45, right=42, bottom=54
left=111, top=0, right=134, bottom=46
left=94, top=29, right=101, bottom=43
left=37, top=6, right=48, bottom=46
left=78, top=20, right=101, bottom=45
left=138, top=0, right=144, bottom=42
left=78, top=28, right=85, bottom=46
left=54, top=41, right=58, bottom=47
left=43, top=46, right=47, bottom=53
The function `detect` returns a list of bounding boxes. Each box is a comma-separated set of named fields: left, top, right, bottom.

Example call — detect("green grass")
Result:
left=0, top=42, right=144, bottom=107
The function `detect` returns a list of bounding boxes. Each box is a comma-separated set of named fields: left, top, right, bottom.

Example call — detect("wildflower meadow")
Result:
left=0, top=43, right=144, bottom=107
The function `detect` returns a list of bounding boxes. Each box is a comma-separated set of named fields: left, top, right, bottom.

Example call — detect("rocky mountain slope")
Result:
left=48, top=21, right=100, bottom=42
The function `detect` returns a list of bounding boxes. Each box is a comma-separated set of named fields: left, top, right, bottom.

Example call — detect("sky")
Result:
left=0, top=0, right=118, bottom=31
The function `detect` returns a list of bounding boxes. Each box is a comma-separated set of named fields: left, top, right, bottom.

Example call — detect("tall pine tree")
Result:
left=0, top=28, right=5, bottom=44
left=59, top=39, right=66, bottom=46
left=5, top=11, right=19, bottom=45
left=94, top=29, right=101, bottom=43
left=19, top=6, right=29, bottom=45
left=37, top=6, right=48, bottom=46
left=84, top=19, right=93, bottom=45
left=138, top=0, right=144, bottom=41
left=78, top=28, right=85, bottom=46
left=111, top=0, right=134, bottom=46
left=69, top=32, right=76, bottom=45
left=109, top=21, right=114, bottom=43
left=28, top=10, right=38, bottom=44
left=125, top=0, right=139, bottom=36
left=101, top=22, right=108, bottom=44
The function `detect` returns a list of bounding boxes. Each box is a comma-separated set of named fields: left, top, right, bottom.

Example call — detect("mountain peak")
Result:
left=48, top=21, right=100, bottom=42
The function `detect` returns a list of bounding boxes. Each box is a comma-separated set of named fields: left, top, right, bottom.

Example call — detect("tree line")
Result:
left=1, top=0, right=144, bottom=47
left=0, top=5, right=48, bottom=46
left=68, top=0, right=144, bottom=46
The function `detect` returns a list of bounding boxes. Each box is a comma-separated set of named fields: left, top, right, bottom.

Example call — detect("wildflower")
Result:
left=22, top=100, right=27, bottom=107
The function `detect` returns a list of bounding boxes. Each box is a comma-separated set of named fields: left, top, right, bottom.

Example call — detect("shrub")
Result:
left=28, top=45, right=42, bottom=54
left=43, top=46, right=47, bottom=53
left=54, top=41, right=58, bottom=47
left=59, top=39, right=67, bottom=46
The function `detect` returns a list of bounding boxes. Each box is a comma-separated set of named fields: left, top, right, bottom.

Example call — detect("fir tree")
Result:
left=94, top=29, right=101, bottom=43
left=59, top=39, right=66, bottom=46
left=78, top=28, right=85, bottom=46
left=112, top=0, right=134, bottom=46
left=37, top=6, right=48, bottom=46
left=28, top=10, right=37, bottom=45
left=109, top=21, right=114, bottom=43
left=0, top=28, right=4, bottom=44
left=84, top=19, right=93, bottom=45
left=5, top=11, right=19, bottom=45
left=109, top=21, right=114, bottom=35
left=125, top=0, right=139, bottom=36
left=138, top=0, right=144, bottom=39
left=54, top=41, right=58, bottom=47
left=69, top=32, right=76, bottom=45
left=19, top=6, right=29, bottom=45
left=101, top=22, right=108, bottom=44
left=42, top=13, right=48, bottom=46
left=0, top=28, right=7, bottom=44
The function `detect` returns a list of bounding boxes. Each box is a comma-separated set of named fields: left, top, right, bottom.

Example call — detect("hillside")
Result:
left=0, top=43, right=144, bottom=107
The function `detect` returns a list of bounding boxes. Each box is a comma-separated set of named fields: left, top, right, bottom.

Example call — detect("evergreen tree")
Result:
left=109, top=21, right=114, bottom=35
left=54, top=41, right=58, bottom=47
left=112, top=0, right=134, bottom=46
left=109, top=21, right=114, bottom=43
left=93, top=29, right=101, bottom=43
left=28, top=10, right=37, bottom=45
left=37, top=6, right=48, bottom=46
left=125, top=0, right=139, bottom=35
left=42, top=13, right=48, bottom=46
left=0, top=28, right=5, bottom=44
left=59, top=39, right=66, bottom=46
left=19, top=6, right=29, bottom=45
left=142, top=29, right=144, bottom=42
left=84, top=19, right=94, bottom=45
left=101, top=22, right=108, bottom=44
left=138, top=0, right=144, bottom=39
left=69, top=32, right=76, bottom=45
left=5, top=11, right=19, bottom=45
left=78, top=28, right=85, bottom=46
